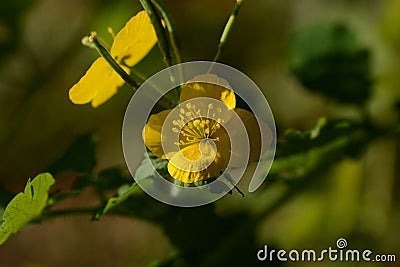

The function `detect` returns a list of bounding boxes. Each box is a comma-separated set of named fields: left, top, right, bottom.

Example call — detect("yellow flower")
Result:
left=69, top=11, right=157, bottom=108
left=142, top=74, right=264, bottom=184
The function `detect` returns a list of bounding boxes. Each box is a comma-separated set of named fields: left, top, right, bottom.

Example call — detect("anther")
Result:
left=193, top=119, right=201, bottom=128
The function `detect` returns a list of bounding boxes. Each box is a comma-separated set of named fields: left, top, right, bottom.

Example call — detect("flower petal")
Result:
left=180, top=74, right=236, bottom=109
left=69, top=58, right=130, bottom=108
left=228, top=108, right=269, bottom=167
left=111, top=10, right=157, bottom=67
left=142, top=110, right=173, bottom=159
left=167, top=141, right=228, bottom=183
left=212, top=122, right=231, bottom=163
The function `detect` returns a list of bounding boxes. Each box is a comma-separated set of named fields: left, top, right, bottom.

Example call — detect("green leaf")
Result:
left=49, top=133, right=96, bottom=174
left=0, top=173, right=55, bottom=245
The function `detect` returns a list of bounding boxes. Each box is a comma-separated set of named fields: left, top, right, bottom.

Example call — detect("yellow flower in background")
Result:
left=142, top=74, right=265, bottom=184
left=69, top=10, right=157, bottom=108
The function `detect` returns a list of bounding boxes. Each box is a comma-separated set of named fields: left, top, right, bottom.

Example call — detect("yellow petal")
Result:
left=167, top=141, right=228, bottom=183
left=69, top=58, right=130, bottom=108
left=180, top=74, right=236, bottom=110
left=142, top=110, right=173, bottom=159
left=228, top=108, right=269, bottom=166
left=211, top=122, right=231, bottom=163
left=111, top=10, right=157, bottom=67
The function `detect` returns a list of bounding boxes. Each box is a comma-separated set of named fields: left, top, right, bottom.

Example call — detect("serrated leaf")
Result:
left=0, top=173, right=55, bottom=245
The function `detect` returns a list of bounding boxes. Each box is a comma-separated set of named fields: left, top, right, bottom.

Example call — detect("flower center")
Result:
left=171, top=102, right=225, bottom=146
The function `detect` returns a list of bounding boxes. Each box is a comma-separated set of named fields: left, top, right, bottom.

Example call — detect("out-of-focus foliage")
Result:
left=49, top=133, right=96, bottom=174
left=0, top=0, right=34, bottom=61
left=289, top=23, right=371, bottom=104
left=381, top=0, right=400, bottom=49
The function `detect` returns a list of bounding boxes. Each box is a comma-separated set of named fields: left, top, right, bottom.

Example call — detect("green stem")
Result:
left=149, top=0, right=181, bottom=64
left=36, top=206, right=134, bottom=222
left=88, top=34, right=139, bottom=89
left=149, top=0, right=184, bottom=86
left=213, top=0, right=244, bottom=62
left=139, top=0, right=172, bottom=67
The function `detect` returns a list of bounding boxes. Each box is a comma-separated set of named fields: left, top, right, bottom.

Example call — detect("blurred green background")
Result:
left=0, top=0, right=399, bottom=266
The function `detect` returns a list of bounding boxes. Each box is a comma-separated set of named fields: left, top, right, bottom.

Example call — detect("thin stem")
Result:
left=88, top=34, right=139, bottom=89
left=149, top=0, right=184, bottom=86
left=139, top=0, right=172, bottom=67
left=150, top=0, right=181, bottom=64
left=36, top=206, right=135, bottom=222
left=224, top=173, right=245, bottom=197
left=233, top=185, right=245, bottom=197
left=213, top=0, right=244, bottom=62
